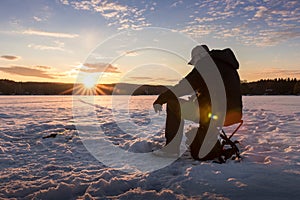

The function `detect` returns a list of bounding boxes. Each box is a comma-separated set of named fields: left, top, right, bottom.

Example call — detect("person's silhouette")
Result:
left=153, top=45, right=242, bottom=159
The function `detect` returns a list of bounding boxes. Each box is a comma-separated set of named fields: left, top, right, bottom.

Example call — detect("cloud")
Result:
left=61, top=0, right=151, bottom=30
left=33, top=16, right=43, bottom=22
left=244, top=6, right=255, bottom=11
left=101, top=11, right=118, bottom=18
left=180, top=0, right=300, bottom=47
left=0, top=66, right=55, bottom=79
left=35, top=65, right=52, bottom=70
left=125, top=51, right=139, bottom=56
left=195, top=17, right=218, bottom=23
left=224, top=0, right=243, bottom=12
left=180, top=24, right=218, bottom=37
left=22, top=29, right=78, bottom=38
left=82, top=63, right=121, bottom=73
left=238, top=28, right=300, bottom=47
left=28, top=44, right=63, bottom=51
left=127, top=76, right=180, bottom=84
left=129, top=76, right=153, bottom=80
left=171, top=1, right=183, bottom=8
left=253, top=6, right=268, bottom=19
left=59, top=0, right=69, bottom=5
left=28, top=41, right=69, bottom=52
left=1, top=55, right=20, bottom=61
left=257, top=29, right=300, bottom=46
left=250, top=68, right=300, bottom=79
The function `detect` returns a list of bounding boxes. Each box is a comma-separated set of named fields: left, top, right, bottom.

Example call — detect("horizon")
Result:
left=0, top=1, right=299, bottom=85
left=2, top=77, right=299, bottom=86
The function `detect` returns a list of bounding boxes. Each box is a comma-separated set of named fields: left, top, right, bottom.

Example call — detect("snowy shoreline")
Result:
left=0, top=96, right=299, bottom=199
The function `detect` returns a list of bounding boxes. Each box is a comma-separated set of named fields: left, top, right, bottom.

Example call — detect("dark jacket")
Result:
left=154, top=48, right=242, bottom=126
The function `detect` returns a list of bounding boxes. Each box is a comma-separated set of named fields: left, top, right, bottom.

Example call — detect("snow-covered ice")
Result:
left=0, top=95, right=299, bottom=199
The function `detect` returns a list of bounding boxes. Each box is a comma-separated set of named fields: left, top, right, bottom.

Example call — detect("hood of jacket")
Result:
left=210, top=48, right=239, bottom=69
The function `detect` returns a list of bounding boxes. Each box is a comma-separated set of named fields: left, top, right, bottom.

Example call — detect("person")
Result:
left=153, top=45, right=242, bottom=159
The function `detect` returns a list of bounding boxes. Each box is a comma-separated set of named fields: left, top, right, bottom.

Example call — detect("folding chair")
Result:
left=217, top=120, right=243, bottom=162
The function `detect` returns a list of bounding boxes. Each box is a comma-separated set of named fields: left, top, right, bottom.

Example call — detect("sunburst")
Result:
left=82, top=77, right=96, bottom=89
left=60, top=82, right=114, bottom=95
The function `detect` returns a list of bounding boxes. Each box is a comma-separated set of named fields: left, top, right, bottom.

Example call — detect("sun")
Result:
left=82, top=76, right=97, bottom=89
left=67, top=74, right=112, bottom=95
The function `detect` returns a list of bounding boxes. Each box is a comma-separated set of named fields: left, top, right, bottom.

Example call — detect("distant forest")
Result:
left=0, top=78, right=300, bottom=95
left=240, top=78, right=300, bottom=95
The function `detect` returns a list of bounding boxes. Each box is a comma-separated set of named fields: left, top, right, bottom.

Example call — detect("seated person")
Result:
left=153, top=45, right=242, bottom=159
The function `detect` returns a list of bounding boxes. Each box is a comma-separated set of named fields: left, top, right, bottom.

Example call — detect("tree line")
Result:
left=0, top=79, right=167, bottom=95
left=0, top=78, right=300, bottom=95
left=241, top=78, right=300, bottom=95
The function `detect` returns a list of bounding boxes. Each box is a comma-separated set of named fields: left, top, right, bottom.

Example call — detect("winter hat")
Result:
left=188, top=45, right=209, bottom=65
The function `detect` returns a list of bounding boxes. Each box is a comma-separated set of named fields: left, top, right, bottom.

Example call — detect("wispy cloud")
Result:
left=171, top=1, right=183, bottom=8
left=22, top=29, right=78, bottom=38
left=28, top=41, right=70, bottom=52
left=254, top=29, right=300, bottom=46
left=0, top=66, right=55, bottom=79
left=33, top=16, right=43, bottom=22
left=59, top=0, right=69, bottom=5
left=60, top=0, right=151, bottom=30
left=129, top=76, right=153, bottom=80
left=125, top=51, right=139, bottom=56
left=248, top=67, right=300, bottom=79
left=181, top=0, right=300, bottom=47
left=82, top=63, right=121, bottom=73
left=127, top=76, right=180, bottom=84
left=1, top=55, right=20, bottom=61
left=244, top=6, right=255, bottom=12
left=181, top=24, right=218, bottom=37
left=253, top=6, right=268, bottom=19
left=35, top=65, right=52, bottom=70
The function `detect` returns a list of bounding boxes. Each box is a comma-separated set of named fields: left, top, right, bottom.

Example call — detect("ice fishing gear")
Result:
left=189, top=120, right=243, bottom=163
left=214, top=120, right=243, bottom=163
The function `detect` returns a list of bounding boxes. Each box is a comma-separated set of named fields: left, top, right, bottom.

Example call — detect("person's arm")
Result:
left=154, top=67, right=200, bottom=105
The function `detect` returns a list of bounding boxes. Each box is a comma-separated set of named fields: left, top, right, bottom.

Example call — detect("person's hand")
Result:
left=153, top=104, right=162, bottom=113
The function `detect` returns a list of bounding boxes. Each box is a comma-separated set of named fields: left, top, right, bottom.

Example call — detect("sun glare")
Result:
left=82, top=76, right=97, bottom=89
left=69, top=75, right=109, bottom=95
left=83, top=79, right=96, bottom=89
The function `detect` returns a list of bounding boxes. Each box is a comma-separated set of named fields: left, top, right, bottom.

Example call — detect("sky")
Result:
left=0, top=0, right=299, bottom=85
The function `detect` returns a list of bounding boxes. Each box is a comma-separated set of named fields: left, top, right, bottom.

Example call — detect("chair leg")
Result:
left=218, top=120, right=243, bottom=161
left=228, top=120, right=243, bottom=140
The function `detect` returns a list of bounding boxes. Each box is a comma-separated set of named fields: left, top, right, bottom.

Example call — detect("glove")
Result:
left=153, top=104, right=162, bottom=113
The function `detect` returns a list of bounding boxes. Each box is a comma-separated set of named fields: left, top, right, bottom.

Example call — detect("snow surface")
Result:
left=0, top=95, right=299, bottom=199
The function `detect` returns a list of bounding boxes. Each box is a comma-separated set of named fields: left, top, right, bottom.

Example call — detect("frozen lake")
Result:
left=0, top=95, right=299, bottom=199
